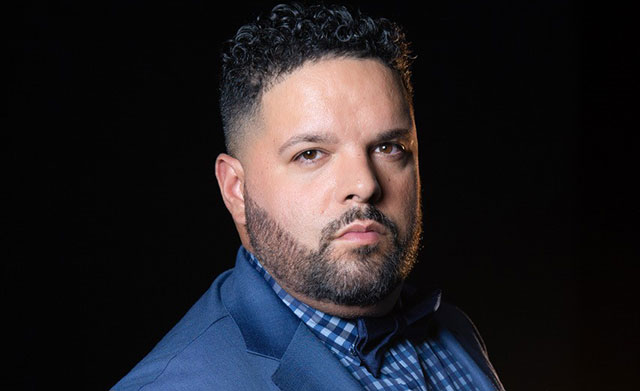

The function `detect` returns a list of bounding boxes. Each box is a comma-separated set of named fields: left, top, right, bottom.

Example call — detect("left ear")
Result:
left=214, top=153, right=246, bottom=225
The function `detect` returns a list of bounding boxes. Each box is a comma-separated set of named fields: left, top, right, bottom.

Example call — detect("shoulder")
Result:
left=112, top=270, right=271, bottom=391
left=433, top=301, right=506, bottom=390
left=433, top=301, right=489, bottom=354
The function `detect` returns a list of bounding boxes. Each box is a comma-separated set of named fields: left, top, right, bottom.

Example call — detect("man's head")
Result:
left=219, top=2, right=414, bottom=158
left=215, top=3, right=421, bottom=317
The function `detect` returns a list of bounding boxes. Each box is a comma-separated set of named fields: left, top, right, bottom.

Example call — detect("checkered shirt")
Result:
left=246, top=252, right=480, bottom=391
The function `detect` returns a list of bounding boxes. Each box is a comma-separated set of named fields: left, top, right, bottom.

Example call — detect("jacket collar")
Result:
left=272, top=322, right=363, bottom=390
left=221, top=247, right=362, bottom=390
left=222, top=247, right=501, bottom=391
left=221, top=247, right=300, bottom=358
left=431, top=304, right=505, bottom=391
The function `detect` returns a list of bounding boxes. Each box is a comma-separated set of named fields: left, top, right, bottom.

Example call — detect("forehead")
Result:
left=247, top=57, right=413, bottom=150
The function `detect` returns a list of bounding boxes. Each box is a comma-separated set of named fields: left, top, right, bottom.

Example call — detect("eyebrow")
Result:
left=278, top=132, right=339, bottom=154
left=374, top=128, right=412, bottom=143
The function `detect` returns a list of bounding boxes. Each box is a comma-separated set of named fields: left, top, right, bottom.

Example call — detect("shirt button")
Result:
left=349, top=346, right=356, bottom=356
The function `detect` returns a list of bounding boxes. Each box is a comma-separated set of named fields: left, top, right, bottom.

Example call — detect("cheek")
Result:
left=380, top=161, right=418, bottom=196
left=379, top=166, right=420, bottom=228
left=252, top=174, right=334, bottom=243
left=283, top=184, right=333, bottom=228
left=275, top=166, right=336, bottom=217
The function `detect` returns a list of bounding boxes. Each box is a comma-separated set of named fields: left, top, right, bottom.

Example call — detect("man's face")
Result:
left=241, top=57, right=421, bottom=307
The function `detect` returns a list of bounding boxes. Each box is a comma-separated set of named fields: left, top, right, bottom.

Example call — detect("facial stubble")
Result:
left=244, top=192, right=422, bottom=307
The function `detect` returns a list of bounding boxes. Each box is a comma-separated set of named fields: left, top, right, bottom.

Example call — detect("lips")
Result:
left=334, top=221, right=385, bottom=244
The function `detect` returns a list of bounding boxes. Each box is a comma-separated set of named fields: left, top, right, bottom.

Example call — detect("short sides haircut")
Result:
left=219, top=2, right=414, bottom=156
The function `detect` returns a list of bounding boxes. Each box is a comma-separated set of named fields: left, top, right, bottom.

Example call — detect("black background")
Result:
left=6, top=0, right=637, bottom=390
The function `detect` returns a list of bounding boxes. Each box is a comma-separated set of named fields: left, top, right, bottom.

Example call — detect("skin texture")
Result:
left=215, top=57, right=421, bottom=318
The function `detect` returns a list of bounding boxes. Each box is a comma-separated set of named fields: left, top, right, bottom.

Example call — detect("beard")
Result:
left=244, top=192, right=422, bottom=307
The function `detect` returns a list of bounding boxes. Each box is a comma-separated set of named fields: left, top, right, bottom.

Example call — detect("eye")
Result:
left=375, top=142, right=405, bottom=155
left=294, top=149, right=325, bottom=164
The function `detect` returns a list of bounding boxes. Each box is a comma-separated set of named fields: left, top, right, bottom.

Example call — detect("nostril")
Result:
left=343, top=181, right=382, bottom=204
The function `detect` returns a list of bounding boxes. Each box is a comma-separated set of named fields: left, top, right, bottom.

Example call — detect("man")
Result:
left=113, top=3, right=504, bottom=390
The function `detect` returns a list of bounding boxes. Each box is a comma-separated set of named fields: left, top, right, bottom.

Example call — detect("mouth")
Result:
left=334, top=220, right=386, bottom=245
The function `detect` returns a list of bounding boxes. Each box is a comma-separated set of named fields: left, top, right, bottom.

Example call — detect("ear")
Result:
left=215, top=153, right=246, bottom=225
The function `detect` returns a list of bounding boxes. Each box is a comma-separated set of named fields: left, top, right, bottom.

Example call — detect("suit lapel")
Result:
left=272, top=322, right=363, bottom=391
left=222, top=247, right=300, bottom=358
left=222, top=248, right=362, bottom=390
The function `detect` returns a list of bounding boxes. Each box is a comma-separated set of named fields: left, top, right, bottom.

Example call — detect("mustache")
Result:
left=320, top=205, right=399, bottom=243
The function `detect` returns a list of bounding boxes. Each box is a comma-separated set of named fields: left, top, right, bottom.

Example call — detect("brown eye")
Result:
left=294, top=149, right=325, bottom=165
left=379, top=143, right=392, bottom=154
left=376, top=142, right=405, bottom=155
left=301, top=150, right=318, bottom=160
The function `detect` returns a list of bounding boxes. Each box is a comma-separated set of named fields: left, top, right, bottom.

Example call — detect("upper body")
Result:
left=112, top=247, right=504, bottom=391
left=114, top=2, right=504, bottom=389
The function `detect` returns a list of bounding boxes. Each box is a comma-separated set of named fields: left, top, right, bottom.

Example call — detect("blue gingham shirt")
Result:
left=246, top=252, right=480, bottom=391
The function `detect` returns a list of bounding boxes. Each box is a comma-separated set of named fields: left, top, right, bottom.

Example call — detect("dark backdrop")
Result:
left=6, top=1, right=637, bottom=390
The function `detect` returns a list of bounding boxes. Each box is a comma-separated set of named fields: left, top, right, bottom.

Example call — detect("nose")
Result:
left=335, top=152, right=382, bottom=205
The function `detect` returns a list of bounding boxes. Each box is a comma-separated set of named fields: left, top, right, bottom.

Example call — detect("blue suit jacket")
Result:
left=113, top=248, right=504, bottom=390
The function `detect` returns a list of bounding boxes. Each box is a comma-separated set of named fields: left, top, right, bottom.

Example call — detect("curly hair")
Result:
left=220, top=2, right=414, bottom=156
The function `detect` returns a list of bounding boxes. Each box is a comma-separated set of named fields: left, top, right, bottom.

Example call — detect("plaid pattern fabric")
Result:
left=246, top=252, right=479, bottom=391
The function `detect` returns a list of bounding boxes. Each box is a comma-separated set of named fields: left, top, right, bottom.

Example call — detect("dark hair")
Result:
left=220, top=2, right=414, bottom=155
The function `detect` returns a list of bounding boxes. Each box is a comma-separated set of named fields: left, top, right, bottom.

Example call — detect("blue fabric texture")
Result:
left=112, top=247, right=504, bottom=391
left=246, top=251, right=482, bottom=391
